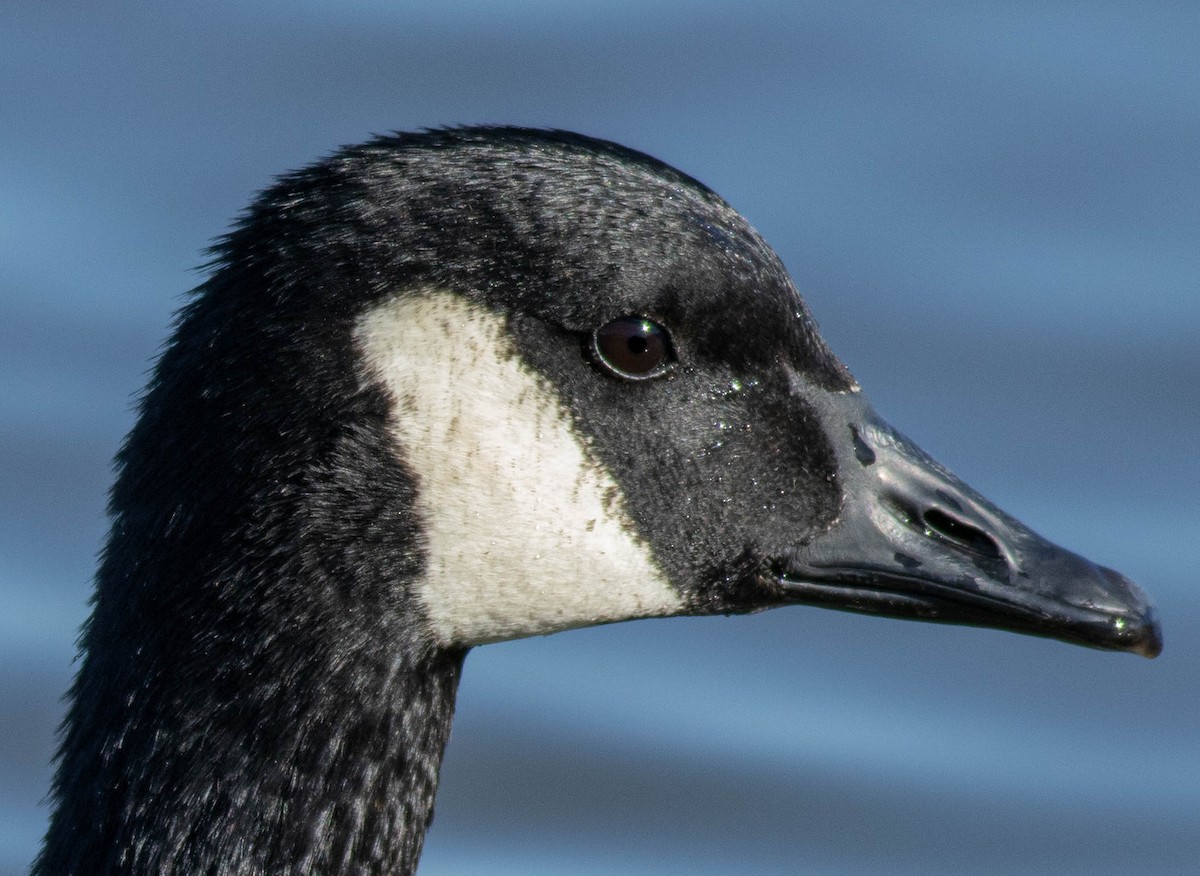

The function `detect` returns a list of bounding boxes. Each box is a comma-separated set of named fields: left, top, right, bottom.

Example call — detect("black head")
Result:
left=166, top=126, right=1158, bottom=654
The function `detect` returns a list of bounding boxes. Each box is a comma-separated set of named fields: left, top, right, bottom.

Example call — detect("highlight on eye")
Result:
left=591, top=315, right=674, bottom=380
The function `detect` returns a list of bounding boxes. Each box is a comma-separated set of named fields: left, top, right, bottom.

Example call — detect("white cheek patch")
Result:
left=355, top=291, right=683, bottom=647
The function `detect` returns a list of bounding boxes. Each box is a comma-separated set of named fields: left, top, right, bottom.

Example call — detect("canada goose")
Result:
left=36, top=127, right=1161, bottom=875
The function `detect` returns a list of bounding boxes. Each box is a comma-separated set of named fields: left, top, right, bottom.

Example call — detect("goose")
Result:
left=36, top=127, right=1161, bottom=875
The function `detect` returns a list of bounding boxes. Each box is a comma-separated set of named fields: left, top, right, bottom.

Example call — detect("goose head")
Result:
left=38, top=127, right=1160, bottom=876
left=335, top=127, right=1157, bottom=655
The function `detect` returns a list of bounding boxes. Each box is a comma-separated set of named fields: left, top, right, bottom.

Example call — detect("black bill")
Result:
left=775, top=381, right=1162, bottom=658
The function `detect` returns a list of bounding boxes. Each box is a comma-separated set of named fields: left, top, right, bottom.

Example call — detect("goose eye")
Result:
left=592, top=316, right=674, bottom=380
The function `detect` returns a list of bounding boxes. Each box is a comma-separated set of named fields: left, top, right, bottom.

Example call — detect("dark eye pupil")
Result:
left=593, top=316, right=672, bottom=379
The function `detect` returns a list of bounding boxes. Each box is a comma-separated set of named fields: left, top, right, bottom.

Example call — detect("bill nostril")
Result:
left=883, top=494, right=1004, bottom=563
left=922, top=508, right=1003, bottom=560
left=883, top=492, right=1003, bottom=559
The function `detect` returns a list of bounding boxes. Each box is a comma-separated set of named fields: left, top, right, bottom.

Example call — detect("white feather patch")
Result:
left=356, top=291, right=682, bottom=647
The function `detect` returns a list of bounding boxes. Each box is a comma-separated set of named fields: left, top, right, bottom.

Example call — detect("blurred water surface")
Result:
left=3, top=2, right=1198, bottom=874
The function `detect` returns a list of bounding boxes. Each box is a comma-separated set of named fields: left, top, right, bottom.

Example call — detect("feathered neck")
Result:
left=39, top=633, right=463, bottom=874
left=37, top=261, right=464, bottom=873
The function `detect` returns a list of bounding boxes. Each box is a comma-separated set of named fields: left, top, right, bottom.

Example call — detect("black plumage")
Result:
left=37, top=128, right=1159, bottom=875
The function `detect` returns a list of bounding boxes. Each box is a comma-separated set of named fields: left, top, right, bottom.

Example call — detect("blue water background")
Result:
left=3, top=2, right=1198, bottom=873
